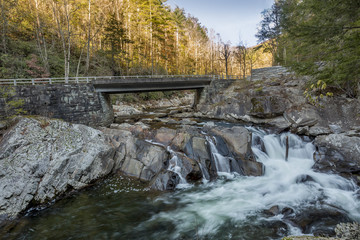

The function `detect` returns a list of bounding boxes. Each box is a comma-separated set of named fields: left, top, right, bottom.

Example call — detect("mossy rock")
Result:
left=251, top=97, right=265, bottom=114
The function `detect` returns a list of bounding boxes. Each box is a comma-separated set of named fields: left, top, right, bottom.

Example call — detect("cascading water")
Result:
left=138, top=128, right=360, bottom=239
left=166, top=146, right=189, bottom=188
left=146, top=140, right=191, bottom=188
left=206, top=136, right=232, bottom=174
left=6, top=128, right=360, bottom=240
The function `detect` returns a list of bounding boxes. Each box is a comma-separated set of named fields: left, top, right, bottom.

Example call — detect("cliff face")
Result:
left=198, top=67, right=360, bottom=134
left=197, top=66, right=360, bottom=185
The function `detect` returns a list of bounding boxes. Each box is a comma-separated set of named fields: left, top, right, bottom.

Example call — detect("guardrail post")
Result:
left=32, top=79, right=35, bottom=85
left=14, top=79, right=16, bottom=86
left=49, top=78, right=52, bottom=84
left=86, top=77, right=89, bottom=83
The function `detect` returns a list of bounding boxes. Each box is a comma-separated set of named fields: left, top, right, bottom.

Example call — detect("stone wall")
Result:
left=198, top=79, right=236, bottom=106
left=0, top=84, right=113, bottom=127
left=250, top=66, right=292, bottom=82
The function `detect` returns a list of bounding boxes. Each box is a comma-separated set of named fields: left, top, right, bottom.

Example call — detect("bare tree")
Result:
left=220, top=41, right=232, bottom=78
left=234, top=42, right=248, bottom=79
left=247, top=48, right=259, bottom=79
left=30, top=0, right=49, bottom=74
left=51, top=0, right=77, bottom=81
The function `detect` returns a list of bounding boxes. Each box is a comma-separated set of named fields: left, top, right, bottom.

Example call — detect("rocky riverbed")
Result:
left=0, top=117, right=263, bottom=221
left=1, top=67, right=360, bottom=239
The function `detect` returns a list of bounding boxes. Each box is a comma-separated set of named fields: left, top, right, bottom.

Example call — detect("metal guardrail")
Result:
left=0, top=75, right=241, bottom=86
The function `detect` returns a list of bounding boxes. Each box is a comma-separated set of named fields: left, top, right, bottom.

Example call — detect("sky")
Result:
left=166, top=0, right=274, bottom=47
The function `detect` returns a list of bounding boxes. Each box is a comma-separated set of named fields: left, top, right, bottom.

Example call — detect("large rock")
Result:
left=197, top=68, right=302, bottom=125
left=184, top=136, right=214, bottom=180
left=210, top=126, right=264, bottom=176
left=284, top=105, right=319, bottom=129
left=103, top=126, right=203, bottom=189
left=314, top=134, right=360, bottom=185
left=102, top=128, right=169, bottom=182
left=249, top=96, right=290, bottom=118
left=149, top=170, right=180, bottom=191
left=113, top=104, right=142, bottom=117
left=211, top=126, right=251, bottom=159
left=154, top=128, right=177, bottom=145
left=0, top=118, right=115, bottom=219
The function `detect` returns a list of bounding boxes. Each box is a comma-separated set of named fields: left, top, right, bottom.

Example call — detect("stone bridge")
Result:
left=0, top=75, right=232, bottom=127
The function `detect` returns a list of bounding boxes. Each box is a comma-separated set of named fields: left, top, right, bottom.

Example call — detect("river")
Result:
left=2, top=123, right=360, bottom=240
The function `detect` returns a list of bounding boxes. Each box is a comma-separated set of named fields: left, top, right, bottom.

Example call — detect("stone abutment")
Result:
left=0, top=84, right=114, bottom=127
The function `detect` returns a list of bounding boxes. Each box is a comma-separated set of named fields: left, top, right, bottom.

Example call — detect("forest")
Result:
left=0, top=0, right=271, bottom=80
left=258, top=0, right=360, bottom=97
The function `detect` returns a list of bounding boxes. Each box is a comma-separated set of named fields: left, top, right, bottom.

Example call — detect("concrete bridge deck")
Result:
left=92, top=76, right=213, bottom=93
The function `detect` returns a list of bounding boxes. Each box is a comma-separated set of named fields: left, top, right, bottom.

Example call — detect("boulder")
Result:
left=184, top=136, right=214, bottom=180
left=263, top=205, right=280, bottom=216
left=154, top=127, right=177, bottom=145
left=285, top=207, right=351, bottom=236
left=284, top=105, right=319, bottom=129
left=314, top=134, right=360, bottom=185
left=241, top=156, right=264, bottom=177
left=309, top=126, right=332, bottom=137
left=103, top=128, right=169, bottom=182
left=210, top=126, right=251, bottom=159
left=149, top=170, right=180, bottom=191
left=137, top=140, right=169, bottom=181
left=209, top=126, right=264, bottom=177
left=250, top=96, right=290, bottom=118
left=113, top=104, right=142, bottom=116
left=0, top=118, right=115, bottom=219
left=177, top=153, right=203, bottom=183
left=170, top=132, right=191, bottom=151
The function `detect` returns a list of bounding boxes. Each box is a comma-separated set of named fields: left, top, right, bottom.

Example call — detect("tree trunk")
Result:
left=51, top=0, right=69, bottom=81
left=85, top=0, right=91, bottom=76
left=33, top=0, right=49, bottom=74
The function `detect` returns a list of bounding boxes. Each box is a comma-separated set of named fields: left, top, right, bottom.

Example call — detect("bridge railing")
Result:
left=0, top=75, right=241, bottom=86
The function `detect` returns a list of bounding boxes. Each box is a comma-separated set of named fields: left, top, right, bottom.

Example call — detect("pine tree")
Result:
left=278, top=0, right=360, bottom=97
left=104, top=13, right=131, bottom=75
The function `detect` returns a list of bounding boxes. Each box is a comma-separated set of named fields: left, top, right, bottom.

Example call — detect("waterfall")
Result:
left=146, top=140, right=191, bottom=188
left=141, top=129, right=360, bottom=239
left=167, top=147, right=189, bottom=188
left=206, top=136, right=237, bottom=177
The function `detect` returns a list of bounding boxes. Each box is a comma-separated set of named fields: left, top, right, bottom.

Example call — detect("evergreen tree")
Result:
left=256, top=2, right=282, bottom=65
left=278, top=0, right=360, bottom=97
left=104, top=13, right=131, bottom=75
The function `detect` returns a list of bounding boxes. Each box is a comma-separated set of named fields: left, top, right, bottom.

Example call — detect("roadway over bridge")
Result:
left=0, top=75, right=237, bottom=126
left=91, top=75, right=214, bottom=93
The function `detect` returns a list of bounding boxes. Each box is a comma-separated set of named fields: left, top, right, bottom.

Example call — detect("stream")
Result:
left=2, top=121, right=360, bottom=240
